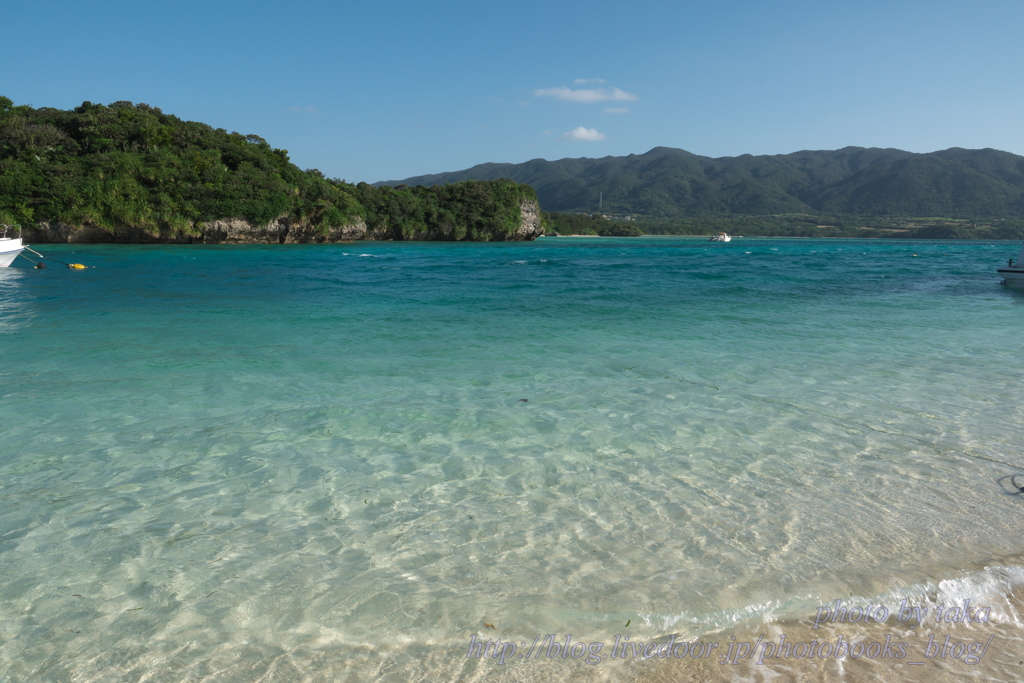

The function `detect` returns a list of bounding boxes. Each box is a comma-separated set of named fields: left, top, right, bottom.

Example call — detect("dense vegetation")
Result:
left=351, top=180, right=534, bottom=240
left=537, top=211, right=1024, bottom=239
left=9, top=95, right=1020, bottom=242
left=541, top=211, right=642, bottom=236
left=0, top=97, right=537, bottom=241
left=633, top=214, right=1024, bottom=239
left=537, top=210, right=1024, bottom=239
left=384, top=146, right=1024, bottom=233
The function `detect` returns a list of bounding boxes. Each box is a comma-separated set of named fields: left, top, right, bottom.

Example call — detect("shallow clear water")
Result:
left=2, top=238, right=1024, bottom=681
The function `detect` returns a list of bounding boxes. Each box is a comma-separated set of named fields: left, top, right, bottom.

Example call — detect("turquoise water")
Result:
left=2, top=237, right=1024, bottom=681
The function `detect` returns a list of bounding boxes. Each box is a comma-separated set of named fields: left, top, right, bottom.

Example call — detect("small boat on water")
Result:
left=708, top=232, right=732, bottom=242
left=0, top=224, right=24, bottom=267
left=998, top=243, right=1024, bottom=287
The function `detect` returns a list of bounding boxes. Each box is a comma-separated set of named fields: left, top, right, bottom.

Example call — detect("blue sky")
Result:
left=4, top=0, right=1022, bottom=182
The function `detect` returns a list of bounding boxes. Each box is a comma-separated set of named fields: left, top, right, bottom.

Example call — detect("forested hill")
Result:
left=380, top=146, right=1024, bottom=218
left=0, top=97, right=540, bottom=242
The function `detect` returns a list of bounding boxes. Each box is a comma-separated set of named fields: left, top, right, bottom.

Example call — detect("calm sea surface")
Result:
left=2, top=237, right=1024, bottom=681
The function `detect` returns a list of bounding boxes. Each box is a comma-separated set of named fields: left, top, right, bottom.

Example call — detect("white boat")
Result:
left=708, top=232, right=732, bottom=242
left=0, top=224, right=24, bottom=267
left=998, top=243, right=1024, bottom=287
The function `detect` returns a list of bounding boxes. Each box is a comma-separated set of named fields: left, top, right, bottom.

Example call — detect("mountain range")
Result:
left=380, top=146, right=1024, bottom=218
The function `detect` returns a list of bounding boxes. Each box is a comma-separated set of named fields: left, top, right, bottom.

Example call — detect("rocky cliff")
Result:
left=513, top=199, right=543, bottom=240
left=23, top=200, right=544, bottom=244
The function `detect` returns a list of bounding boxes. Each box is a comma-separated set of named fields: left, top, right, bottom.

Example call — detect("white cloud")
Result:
left=574, top=78, right=606, bottom=84
left=604, top=107, right=629, bottom=114
left=561, top=126, right=607, bottom=141
left=534, top=86, right=637, bottom=104
left=287, top=106, right=318, bottom=113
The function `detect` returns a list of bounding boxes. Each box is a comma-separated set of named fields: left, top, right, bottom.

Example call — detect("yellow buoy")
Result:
left=69, top=263, right=87, bottom=269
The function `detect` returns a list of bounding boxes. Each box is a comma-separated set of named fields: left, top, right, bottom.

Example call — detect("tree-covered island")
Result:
left=6, top=96, right=1024, bottom=242
left=0, top=97, right=542, bottom=243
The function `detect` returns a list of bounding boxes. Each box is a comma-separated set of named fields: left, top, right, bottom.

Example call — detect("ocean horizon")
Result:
left=2, top=236, right=1023, bottom=682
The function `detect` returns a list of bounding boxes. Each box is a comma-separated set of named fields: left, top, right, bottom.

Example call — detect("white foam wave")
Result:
left=653, top=564, right=1024, bottom=637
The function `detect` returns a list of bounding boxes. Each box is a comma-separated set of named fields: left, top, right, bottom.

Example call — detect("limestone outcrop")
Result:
left=23, top=200, right=543, bottom=244
left=514, top=199, right=543, bottom=240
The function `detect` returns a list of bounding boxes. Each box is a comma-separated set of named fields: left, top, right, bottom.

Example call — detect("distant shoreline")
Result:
left=542, top=234, right=1024, bottom=241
